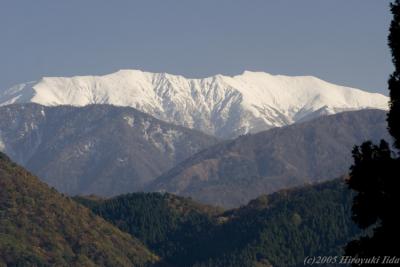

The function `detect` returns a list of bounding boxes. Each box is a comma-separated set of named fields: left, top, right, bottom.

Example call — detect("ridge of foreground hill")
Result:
left=147, top=109, right=390, bottom=207
left=0, top=103, right=218, bottom=196
left=77, top=179, right=362, bottom=267
left=0, top=152, right=158, bottom=267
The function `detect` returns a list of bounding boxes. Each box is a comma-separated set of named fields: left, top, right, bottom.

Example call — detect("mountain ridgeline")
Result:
left=76, top=179, right=362, bottom=267
left=0, top=70, right=388, bottom=138
left=0, top=103, right=218, bottom=196
left=147, top=109, right=389, bottom=207
left=0, top=105, right=389, bottom=205
left=0, top=152, right=158, bottom=266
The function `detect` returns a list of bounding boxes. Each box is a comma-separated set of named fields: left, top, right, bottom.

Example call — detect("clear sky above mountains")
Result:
left=0, top=0, right=393, bottom=94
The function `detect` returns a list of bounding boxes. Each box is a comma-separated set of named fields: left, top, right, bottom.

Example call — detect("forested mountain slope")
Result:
left=0, top=152, right=158, bottom=266
left=78, top=179, right=361, bottom=267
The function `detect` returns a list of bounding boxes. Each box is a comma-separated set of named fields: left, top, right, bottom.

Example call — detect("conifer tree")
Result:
left=345, top=0, right=400, bottom=261
left=388, top=0, right=400, bottom=150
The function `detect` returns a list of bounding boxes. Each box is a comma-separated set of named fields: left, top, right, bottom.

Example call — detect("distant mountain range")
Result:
left=0, top=70, right=388, bottom=138
left=0, top=104, right=389, bottom=206
left=148, top=109, right=389, bottom=207
left=0, top=70, right=390, bottom=207
left=0, top=103, right=218, bottom=196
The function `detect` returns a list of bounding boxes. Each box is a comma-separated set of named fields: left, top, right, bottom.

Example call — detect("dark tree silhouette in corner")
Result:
left=345, top=0, right=400, bottom=262
left=389, top=1, right=400, bottom=151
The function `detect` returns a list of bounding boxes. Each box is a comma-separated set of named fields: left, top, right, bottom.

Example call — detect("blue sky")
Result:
left=0, top=0, right=393, bottom=94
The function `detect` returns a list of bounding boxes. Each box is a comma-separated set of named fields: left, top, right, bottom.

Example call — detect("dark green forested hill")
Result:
left=77, top=179, right=362, bottom=267
left=198, top=179, right=361, bottom=267
left=0, top=152, right=159, bottom=267
left=74, top=192, right=223, bottom=264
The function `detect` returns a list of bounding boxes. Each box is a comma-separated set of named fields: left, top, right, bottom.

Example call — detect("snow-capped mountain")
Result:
left=0, top=70, right=389, bottom=138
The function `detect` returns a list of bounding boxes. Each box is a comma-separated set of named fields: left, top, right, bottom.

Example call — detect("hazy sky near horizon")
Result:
left=0, top=0, right=393, bottom=94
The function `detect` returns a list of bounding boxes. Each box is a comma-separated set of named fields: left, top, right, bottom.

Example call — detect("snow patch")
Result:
left=117, top=157, right=128, bottom=164
left=123, top=115, right=135, bottom=127
left=0, top=134, right=5, bottom=152
left=76, top=141, right=95, bottom=156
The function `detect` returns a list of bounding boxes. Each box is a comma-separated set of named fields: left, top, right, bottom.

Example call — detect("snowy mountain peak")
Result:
left=0, top=70, right=389, bottom=138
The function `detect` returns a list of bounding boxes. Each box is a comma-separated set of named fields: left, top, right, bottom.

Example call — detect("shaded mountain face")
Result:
left=0, top=69, right=388, bottom=138
left=0, top=152, right=158, bottom=266
left=147, top=109, right=390, bottom=208
left=0, top=103, right=218, bottom=196
left=78, top=179, right=361, bottom=267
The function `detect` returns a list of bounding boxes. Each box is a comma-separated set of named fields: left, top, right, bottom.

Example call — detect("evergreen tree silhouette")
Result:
left=345, top=1, right=400, bottom=262
left=388, top=1, right=400, bottom=151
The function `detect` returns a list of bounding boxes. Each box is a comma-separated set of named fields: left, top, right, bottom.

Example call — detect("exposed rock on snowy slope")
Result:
left=0, top=70, right=389, bottom=138
left=0, top=103, right=218, bottom=196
